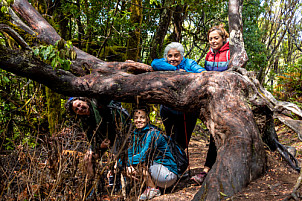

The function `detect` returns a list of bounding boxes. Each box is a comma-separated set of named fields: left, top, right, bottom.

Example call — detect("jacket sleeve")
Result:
left=204, top=51, right=210, bottom=66
left=186, top=59, right=206, bottom=73
left=151, top=58, right=177, bottom=71
left=127, top=130, right=157, bottom=165
left=127, top=140, right=134, bottom=166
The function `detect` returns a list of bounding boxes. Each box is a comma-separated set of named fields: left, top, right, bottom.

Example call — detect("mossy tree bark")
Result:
left=45, top=87, right=62, bottom=135
left=126, top=0, right=143, bottom=61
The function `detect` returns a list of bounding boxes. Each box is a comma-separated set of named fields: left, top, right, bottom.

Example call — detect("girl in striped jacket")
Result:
left=205, top=24, right=230, bottom=72
left=191, top=24, right=230, bottom=184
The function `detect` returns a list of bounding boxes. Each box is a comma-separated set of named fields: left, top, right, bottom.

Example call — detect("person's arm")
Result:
left=151, top=58, right=177, bottom=71
left=204, top=51, right=211, bottom=70
left=186, top=59, right=206, bottom=73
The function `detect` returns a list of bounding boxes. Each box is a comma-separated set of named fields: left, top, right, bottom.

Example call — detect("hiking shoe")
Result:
left=139, top=187, right=161, bottom=200
left=191, top=172, right=207, bottom=185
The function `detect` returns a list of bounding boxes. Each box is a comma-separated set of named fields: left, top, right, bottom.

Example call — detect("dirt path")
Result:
left=153, top=124, right=302, bottom=200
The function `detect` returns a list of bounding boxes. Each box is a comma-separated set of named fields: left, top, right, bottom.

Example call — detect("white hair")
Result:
left=163, top=42, right=184, bottom=60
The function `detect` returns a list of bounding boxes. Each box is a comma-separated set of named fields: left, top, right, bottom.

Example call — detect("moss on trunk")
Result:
left=45, top=87, right=61, bottom=135
left=126, top=0, right=143, bottom=61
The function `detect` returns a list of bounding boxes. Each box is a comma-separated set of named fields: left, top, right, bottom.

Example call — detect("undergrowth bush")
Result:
left=0, top=122, right=145, bottom=200
left=273, top=62, right=302, bottom=108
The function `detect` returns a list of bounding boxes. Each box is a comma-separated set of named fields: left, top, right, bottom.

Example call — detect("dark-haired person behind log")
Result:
left=191, top=24, right=230, bottom=185
left=65, top=97, right=130, bottom=178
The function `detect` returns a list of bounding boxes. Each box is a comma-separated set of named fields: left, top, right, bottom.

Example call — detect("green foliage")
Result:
left=273, top=61, right=302, bottom=107
left=149, top=0, right=161, bottom=6
left=4, top=132, right=19, bottom=150
left=242, top=0, right=267, bottom=71
left=22, top=132, right=37, bottom=148
left=99, top=46, right=127, bottom=61
left=4, top=130, right=36, bottom=150
left=32, top=39, right=76, bottom=71
left=0, top=0, right=14, bottom=13
left=0, top=69, right=48, bottom=150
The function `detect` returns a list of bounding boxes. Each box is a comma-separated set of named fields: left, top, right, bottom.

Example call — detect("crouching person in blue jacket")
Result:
left=127, top=106, right=178, bottom=200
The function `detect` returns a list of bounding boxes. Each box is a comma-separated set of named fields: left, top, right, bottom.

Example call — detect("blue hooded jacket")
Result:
left=151, top=58, right=206, bottom=73
left=127, top=124, right=178, bottom=175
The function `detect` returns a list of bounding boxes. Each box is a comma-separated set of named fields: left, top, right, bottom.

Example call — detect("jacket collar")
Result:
left=134, top=124, right=152, bottom=134
left=177, top=58, right=187, bottom=69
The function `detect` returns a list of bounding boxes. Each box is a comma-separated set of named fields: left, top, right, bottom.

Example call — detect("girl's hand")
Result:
left=126, top=166, right=139, bottom=180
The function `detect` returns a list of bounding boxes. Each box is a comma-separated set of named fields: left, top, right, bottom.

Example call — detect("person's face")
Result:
left=72, top=100, right=90, bottom=115
left=167, top=49, right=182, bottom=66
left=133, top=109, right=148, bottom=129
left=208, top=30, right=225, bottom=51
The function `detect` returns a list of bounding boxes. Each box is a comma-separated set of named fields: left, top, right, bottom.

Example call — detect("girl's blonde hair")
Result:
left=207, top=24, right=229, bottom=40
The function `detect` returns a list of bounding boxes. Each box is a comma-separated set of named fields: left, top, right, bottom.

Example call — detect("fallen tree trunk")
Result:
left=1, top=0, right=302, bottom=200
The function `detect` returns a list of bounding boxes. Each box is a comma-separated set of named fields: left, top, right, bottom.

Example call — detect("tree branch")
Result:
left=0, top=24, right=30, bottom=50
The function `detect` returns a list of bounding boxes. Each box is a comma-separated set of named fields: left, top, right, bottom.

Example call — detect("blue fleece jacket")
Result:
left=127, top=124, right=178, bottom=175
left=151, top=58, right=206, bottom=73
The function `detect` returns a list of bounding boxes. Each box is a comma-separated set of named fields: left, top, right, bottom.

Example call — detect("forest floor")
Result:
left=1, top=123, right=302, bottom=200
left=153, top=123, right=302, bottom=201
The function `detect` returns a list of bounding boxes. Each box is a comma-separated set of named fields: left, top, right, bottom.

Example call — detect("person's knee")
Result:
left=149, top=163, right=177, bottom=188
left=154, top=172, right=177, bottom=188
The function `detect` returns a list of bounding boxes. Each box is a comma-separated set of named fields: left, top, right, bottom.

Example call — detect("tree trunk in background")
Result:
left=126, top=0, right=143, bottom=61
left=256, top=0, right=299, bottom=84
left=170, top=4, right=186, bottom=42
left=45, top=87, right=61, bottom=135
left=76, top=0, right=83, bottom=49
left=148, top=0, right=174, bottom=62
left=83, top=0, right=93, bottom=54
left=228, top=0, right=248, bottom=68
